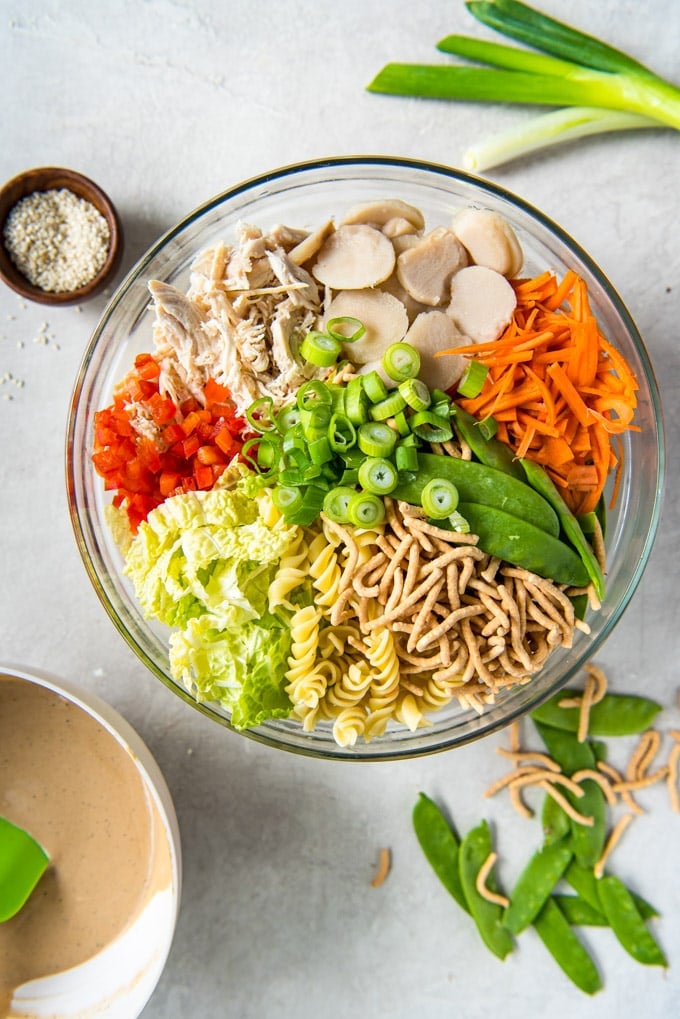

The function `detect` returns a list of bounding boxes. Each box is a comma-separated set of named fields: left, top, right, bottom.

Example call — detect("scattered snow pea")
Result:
left=457, top=503, right=590, bottom=587
left=530, top=690, right=662, bottom=737
left=597, top=875, right=668, bottom=967
left=533, top=897, right=603, bottom=995
left=552, top=894, right=608, bottom=927
left=459, top=821, right=514, bottom=960
left=520, top=458, right=606, bottom=600
left=533, top=722, right=606, bottom=869
left=541, top=791, right=570, bottom=846
left=392, top=452, right=560, bottom=536
left=412, top=792, right=469, bottom=913
left=503, top=839, right=573, bottom=935
left=565, top=860, right=659, bottom=921
left=451, top=404, right=525, bottom=480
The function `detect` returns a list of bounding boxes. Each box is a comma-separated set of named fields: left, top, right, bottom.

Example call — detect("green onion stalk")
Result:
left=367, top=0, right=680, bottom=170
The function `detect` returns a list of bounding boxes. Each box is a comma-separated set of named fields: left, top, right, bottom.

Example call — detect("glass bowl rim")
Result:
left=66, top=154, right=666, bottom=761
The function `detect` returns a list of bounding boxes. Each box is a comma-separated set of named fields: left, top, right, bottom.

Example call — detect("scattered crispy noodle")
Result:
left=476, top=851, right=509, bottom=908
left=627, top=729, right=661, bottom=781
left=558, top=662, right=607, bottom=742
left=571, top=768, right=618, bottom=806
left=594, top=813, right=635, bottom=879
left=667, top=740, right=680, bottom=813
left=496, top=748, right=561, bottom=771
left=371, top=847, right=391, bottom=888
left=597, top=760, right=644, bottom=815
left=539, top=781, right=594, bottom=827
left=508, top=719, right=521, bottom=753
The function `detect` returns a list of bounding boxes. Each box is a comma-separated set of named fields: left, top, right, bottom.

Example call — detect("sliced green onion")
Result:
left=297, top=380, right=332, bottom=410
left=281, top=425, right=306, bottom=455
left=341, top=448, right=367, bottom=469
left=327, top=384, right=347, bottom=414
left=347, top=491, right=386, bottom=528
left=275, top=403, right=302, bottom=434
left=409, top=410, right=453, bottom=443
left=477, top=415, right=499, bottom=440
left=245, top=396, right=275, bottom=433
left=382, top=342, right=421, bottom=381
left=362, top=370, right=388, bottom=404
left=327, top=316, right=366, bottom=343
left=421, top=478, right=459, bottom=519
left=279, top=467, right=306, bottom=487
left=323, top=485, right=358, bottom=524
left=286, top=486, right=327, bottom=526
left=239, top=436, right=266, bottom=472
left=457, top=360, right=489, bottom=399
left=300, top=331, right=342, bottom=367
left=357, top=457, right=399, bottom=495
left=357, top=421, right=398, bottom=457
left=395, top=442, right=419, bottom=472
left=447, top=510, right=471, bottom=533
left=255, top=434, right=280, bottom=470
left=370, top=390, right=407, bottom=421
left=393, top=409, right=411, bottom=436
left=341, top=467, right=360, bottom=486
left=346, top=377, right=369, bottom=425
left=300, top=405, right=331, bottom=438
left=430, top=388, right=451, bottom=406
left=308, top=436, right=333, bottom=465
left=328, top=413, right=357, bottom=453
left=398, top=378, right=431, bottom=411
left=272, top=486, right=304, bottom=515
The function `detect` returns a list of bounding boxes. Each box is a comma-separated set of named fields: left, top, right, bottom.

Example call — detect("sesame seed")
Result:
left=3, top=188, right=111, bottom=293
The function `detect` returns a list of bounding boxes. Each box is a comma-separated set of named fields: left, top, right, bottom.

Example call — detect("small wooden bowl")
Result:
left=0, top=166, right=124, bottom=306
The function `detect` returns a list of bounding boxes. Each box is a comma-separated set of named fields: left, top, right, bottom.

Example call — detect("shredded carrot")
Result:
left=439, top=270, right=640, bottom=513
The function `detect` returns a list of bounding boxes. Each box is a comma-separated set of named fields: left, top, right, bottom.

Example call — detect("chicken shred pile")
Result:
left=148, top=222, right=325, bottom=414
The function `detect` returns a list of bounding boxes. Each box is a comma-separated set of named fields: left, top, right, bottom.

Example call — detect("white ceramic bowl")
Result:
left=0, top=664, right=181, bottom=1018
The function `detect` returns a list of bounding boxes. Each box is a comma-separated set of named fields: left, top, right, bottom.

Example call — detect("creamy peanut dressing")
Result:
left=0, top=676, right=172, bottom=1016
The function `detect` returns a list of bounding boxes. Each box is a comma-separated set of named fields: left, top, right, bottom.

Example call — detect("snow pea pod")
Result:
left=520, top=458, right=606, bottom=600
left=530, top=690, right=662, bottom=737
left=503, top=839, right=573, bottom=934
left=597, top=875, right=668, bottom=967
left=451, top=404, right=525, bottom=480
left=458, top=820, right=514, bottom=960
left=533, top=722, right=606, bottom=869
left=458, top=503, right=590, bottom=586
left=412, top=792, right=469, bottom=913
left=553, top=894, right=608, bottom=927
left=541, top=791, right=570, bottom=846
left=392, top=453, right=560, bottom=536
left=564, top=860, right=659, bottom=921
left=533, top=897, right=603, bottom=995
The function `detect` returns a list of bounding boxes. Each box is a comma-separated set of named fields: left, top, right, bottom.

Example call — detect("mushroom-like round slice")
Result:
left=312, top=224, right=395, bottom=290
left=322, top=288, right=409, bottom=364
left=380, top=271, right=429, bottom=324
left=396, top=228, right=468, bottom=307
left=404, top=311, right=472, bottom=391
left=340, top=198, right=425, bottom=232
left=288, top=219, right=335, bottom=267
left=451, top=208, right=523, bottom=278
left=447, top=265, right=517, bottom=344
left=382, top=216, right=421, bottom=240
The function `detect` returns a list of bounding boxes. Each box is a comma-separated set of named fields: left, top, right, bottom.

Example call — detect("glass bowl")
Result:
left=66, top=156, right=664, bottom=760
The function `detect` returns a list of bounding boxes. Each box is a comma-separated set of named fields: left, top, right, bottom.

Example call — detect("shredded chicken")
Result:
left=147, top=221, right=325, bottom=415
